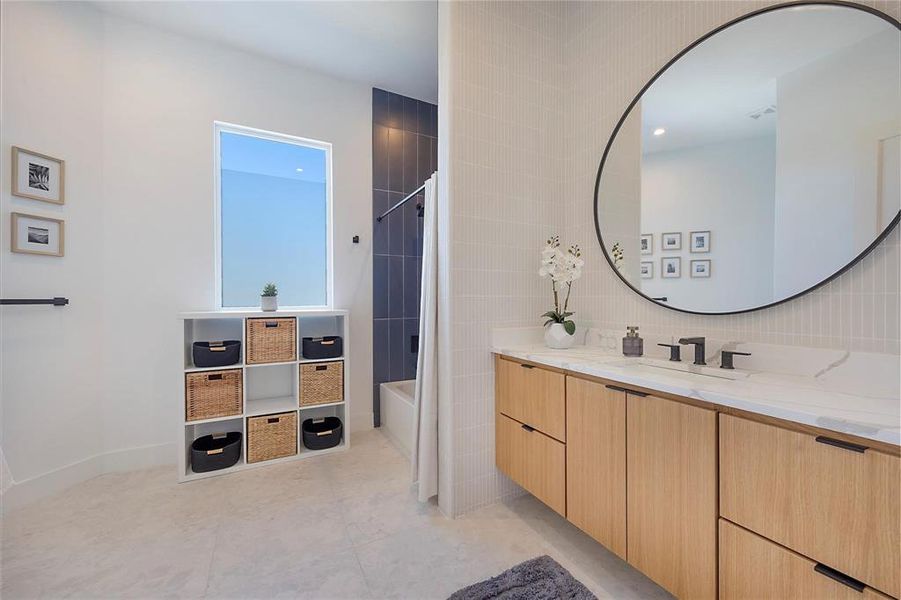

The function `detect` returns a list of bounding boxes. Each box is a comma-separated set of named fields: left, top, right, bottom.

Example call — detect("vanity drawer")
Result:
left=495, top=356, right=565, bottom=442
left=496, top=412, right=565, bottom=515
left=720, top=415, right=900, bottom=598
left=720, top=519, right=892, bottom=600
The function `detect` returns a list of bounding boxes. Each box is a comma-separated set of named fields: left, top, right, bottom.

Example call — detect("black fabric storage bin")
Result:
left=301, top=417, right=343, bottom=451
left=191, top=432, right=242, bottom=473
left=302, top=336, right=343, bottom=360
left=193, top=340, right=241, bottom=368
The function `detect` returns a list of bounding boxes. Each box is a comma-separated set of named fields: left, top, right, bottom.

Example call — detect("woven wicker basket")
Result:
left=247, top=412, right=297, bottom=463
left=300, top=361, right=344, bottom=406
left=185, top=369, right=243, bottom=422
left=246, top=317, right=296, bottom=364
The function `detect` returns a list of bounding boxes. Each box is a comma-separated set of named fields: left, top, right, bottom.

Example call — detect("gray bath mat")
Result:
left=448, top=555, right=597, bottom=600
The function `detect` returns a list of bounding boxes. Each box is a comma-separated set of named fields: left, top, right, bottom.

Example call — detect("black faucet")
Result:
left=678, top=337, right=707, bottom=366
left=657, top=343, right=681, bottom=361
left=720, top=350, right=751, bottom=370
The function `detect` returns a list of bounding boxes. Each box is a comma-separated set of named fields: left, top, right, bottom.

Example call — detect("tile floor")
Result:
left=1, top=430, right=671, bottom=599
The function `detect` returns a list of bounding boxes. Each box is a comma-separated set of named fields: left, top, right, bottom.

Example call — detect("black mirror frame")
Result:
left=593, top=0, right=901, bottom=316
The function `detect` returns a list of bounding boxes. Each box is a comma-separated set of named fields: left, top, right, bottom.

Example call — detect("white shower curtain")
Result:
left=411, top=171, right=439, bottom=502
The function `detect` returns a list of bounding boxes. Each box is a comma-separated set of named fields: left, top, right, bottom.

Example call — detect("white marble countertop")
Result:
left=492, top=343, right=901, bottom=448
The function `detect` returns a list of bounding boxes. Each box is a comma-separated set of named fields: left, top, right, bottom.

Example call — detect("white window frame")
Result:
left=213, top=121, right=334, bottom=310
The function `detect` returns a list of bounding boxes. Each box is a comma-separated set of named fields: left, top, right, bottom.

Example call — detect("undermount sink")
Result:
left=607, top=357, right=749, bottom=381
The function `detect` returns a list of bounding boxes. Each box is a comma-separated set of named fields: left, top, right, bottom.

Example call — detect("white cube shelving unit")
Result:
left=178, top=309, right=349, bottom=482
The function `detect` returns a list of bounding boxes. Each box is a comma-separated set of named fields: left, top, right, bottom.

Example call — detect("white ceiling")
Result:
left=640, top=5, right=896, bottom=154
left=92, top=0, right=439, bottom=104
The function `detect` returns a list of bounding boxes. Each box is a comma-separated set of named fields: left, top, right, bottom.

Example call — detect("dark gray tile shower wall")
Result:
left=372, top=88, right=437, bottom=427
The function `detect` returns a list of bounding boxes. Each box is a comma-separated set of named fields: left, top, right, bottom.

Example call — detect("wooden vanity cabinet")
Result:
left=565, top=376, right=626, bottom=559
left=494, top=357, right=566, bottom=515
left=627, top=393, right=718, bottom=600
left=493, top=354, right=898, bottom=600
left=720, top=519, right=893, bottom=600
left=495, top=356, right=565, bottom=441
left=496, top=412, right=565, bottom=515
left=720, top=414, right=901, bottom=598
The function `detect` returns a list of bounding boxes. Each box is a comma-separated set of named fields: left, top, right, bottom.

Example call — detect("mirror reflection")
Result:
left=596, top=4, right=900, bottom=314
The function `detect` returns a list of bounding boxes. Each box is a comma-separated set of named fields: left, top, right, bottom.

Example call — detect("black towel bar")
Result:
left=0, top=297, right=69, bottom=306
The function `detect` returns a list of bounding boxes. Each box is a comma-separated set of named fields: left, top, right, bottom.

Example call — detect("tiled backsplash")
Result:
left=443, top=0, right=900, bottom=516
left=372, top=88, right=437, bottom=426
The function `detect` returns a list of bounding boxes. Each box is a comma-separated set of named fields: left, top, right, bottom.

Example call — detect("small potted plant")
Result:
left=539, top=236, right=583, bottom=349
left=261, top=283, right=278, bottom=312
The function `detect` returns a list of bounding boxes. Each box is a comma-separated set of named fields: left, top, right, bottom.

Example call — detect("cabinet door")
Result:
left=496, top=412, right=565, bottom=515
left=566, top=376, right=626, bottom=559
left=720, top=414, right=900, bottom=598
left=495, top=356, right=566, bottom=441
left=627, top=394, right=717, bottom=600
left=720, top=519, right=892, bottom=600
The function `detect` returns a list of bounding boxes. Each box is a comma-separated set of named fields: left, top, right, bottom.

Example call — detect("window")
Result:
left=215, top=123, right=332, bottom=308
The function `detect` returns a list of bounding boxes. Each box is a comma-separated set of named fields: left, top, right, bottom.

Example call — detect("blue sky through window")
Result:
left=220, top=130, right=329, bottom=307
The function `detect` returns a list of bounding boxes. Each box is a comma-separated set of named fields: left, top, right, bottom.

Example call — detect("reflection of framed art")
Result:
left=11, top=212, right=65, bottom=257
left=690, top=230, right=710, bottom=253
left=640, top=234, right=653, bottom=255
left=691, top=259, right=711, bottom=278
left=661, top=232, right=681, bottom=251
left=640, top=261, right=653, bottom=279
left=661, top=256, right=681, bottom=278
left=11, top=147, right=65, bottom=204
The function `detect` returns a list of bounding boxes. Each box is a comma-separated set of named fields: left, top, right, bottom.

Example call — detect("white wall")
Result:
left=640, top=136, right=776, bottom=312
left=774, top=29, right=901, bottom=298
left=1, top=1, right=373, bottom=507
left=440, top=0, right=566, bottom=516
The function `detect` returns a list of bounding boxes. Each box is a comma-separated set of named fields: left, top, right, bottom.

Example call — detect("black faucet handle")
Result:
left=657, top=343, right=681, bottom=362
left=721, top=350, right=751, bottom=370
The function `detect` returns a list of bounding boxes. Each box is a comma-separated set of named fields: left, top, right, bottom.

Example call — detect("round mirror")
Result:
left=594, top=2, right=900, bottom=314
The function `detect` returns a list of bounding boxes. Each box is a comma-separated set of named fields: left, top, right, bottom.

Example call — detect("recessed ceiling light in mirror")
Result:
left=653, top=128, right=666, bottom=136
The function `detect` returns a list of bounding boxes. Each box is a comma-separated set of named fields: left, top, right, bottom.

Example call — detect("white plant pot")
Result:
left=544, top=323, right=575, bottom=349
left=261, top=295, right=278, bottom=312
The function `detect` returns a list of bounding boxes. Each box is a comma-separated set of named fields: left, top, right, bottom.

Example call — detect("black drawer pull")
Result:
left=813, top=563, right=865, bottom=593
left=520, top=364, right=534, bottom=369
left=267, top=417, right=280, bottom=424
left=207, top=373, right=223, bottom=381
left=265, top=321, right=278, bottom=328
left=815, top=436, right=867, bottom=454
left=605, top=384, right=647, bottom=397
left=521, top=424, right=535, bottom=433
left=315, top=365, right=328, bottom=371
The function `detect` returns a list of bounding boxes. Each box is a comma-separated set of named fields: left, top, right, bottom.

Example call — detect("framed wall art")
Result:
left=11, top=146, right=65, bottom=205
left=10, top=212, right=65, bottom=257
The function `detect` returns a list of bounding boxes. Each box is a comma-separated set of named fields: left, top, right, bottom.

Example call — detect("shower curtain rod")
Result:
left=376, top=182, right=427, bottom=222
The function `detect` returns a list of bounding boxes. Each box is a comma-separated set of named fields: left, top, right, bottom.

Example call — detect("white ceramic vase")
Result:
left=544, top=323, right=575, bottom=349
left=261, top=295, right=278, bottom=312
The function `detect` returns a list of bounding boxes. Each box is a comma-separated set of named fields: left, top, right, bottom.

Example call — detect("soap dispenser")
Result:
left=622, top=325, right=644, bottom=357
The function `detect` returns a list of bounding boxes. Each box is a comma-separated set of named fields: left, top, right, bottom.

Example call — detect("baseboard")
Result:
left=1, top=442, right=174, bottom=515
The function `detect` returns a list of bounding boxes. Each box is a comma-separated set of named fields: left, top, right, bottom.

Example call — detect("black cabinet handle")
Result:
left=815, top=436, right=867, bottom=454
left=813, top=563, right=865, bottom=593
left=521, top=424, right=535, bottom=432
left=520, top=364, right=534, bottom=369
left=605, top=384, right=647, bottom=397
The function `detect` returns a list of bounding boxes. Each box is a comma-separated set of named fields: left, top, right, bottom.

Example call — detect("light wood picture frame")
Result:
left=11, top=212, right=65, bottom=257
left=11, top=146, right=65, bottom=204
left=690, top=230, right=711, bottom=253
left=661, top=232, right=682, bottom=251
left=691, top=259, right=711, bottom=278
left=661, top=256, right=681, bottom=278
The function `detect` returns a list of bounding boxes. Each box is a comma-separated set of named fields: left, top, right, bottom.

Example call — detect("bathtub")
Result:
left=380, top=379, right=415, bottom=459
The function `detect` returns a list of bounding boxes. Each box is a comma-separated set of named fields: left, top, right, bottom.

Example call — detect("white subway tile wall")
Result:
left=443, top=0, right=901, bottom=516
